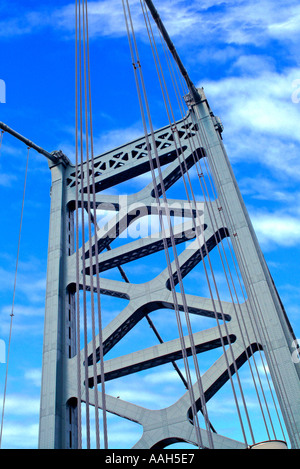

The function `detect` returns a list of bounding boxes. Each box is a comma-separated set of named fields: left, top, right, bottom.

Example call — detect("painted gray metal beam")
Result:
left=0, top=121, right=59, bottom=164
left=39, top=103, right=300, bottom=449
left=38, top=160, right=68, bottom=448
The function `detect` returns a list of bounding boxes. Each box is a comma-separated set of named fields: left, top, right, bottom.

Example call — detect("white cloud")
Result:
left=0, top=262, right=46, bottom=303
left=201, top=66, right=300, bottom=181
left=268, top=5, right=300, bottom=40
left=251, top=211, right=300, bottom=248
left=0, top=394, right=40, bottom=416
left=203, top=67, right=300, bottom=136
left=57, top=122, right=144, bottom=165
left=239, top=177, right=299, bottom=203
left=0, top=422, right=39, bottom=449
left=200, top=0, right=300, bottom=46
left=143, top=367, right=195, bottom=385
left=1, top=304, right=44, bottom=317
left=24, top=368, right=42, bottom=387
left=1, top=0, right=298, bottom=47
left=0, top=0, right=145, bottom=40
left=0, top=173, right=17, bottom=187
left=93, top=123, right=144, bottom=154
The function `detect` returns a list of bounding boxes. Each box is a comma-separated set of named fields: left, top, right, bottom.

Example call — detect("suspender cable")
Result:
left=171, top=71, right=271, bottom=442
left=185, top=86, right=292, bottom=442
left=212, top=158, right=294, bottom=441
left=141, top=0, right=246, bottom=445
left=83, top=0, right=108, bottom=448
left=140, top=0, right=216, bottom=443
left=123, top=0, right=207, bottom=448
left=164, top=67, right=262, bottom=442
left=75, top=0, right=108, bottom=449
left=75, top=0, right=82, bottom=448
left=194, top=112, right=293, bottom=442
left=81, top=0, right=101, bottom=449
left=157, top=47, right=251, bottom=448
left=0, top=146, right=30, bottom=448
left=77, top=0, right=91, bottom=448
left=190, top=117, right=279, bottom=440
left=141, top=0, right=283, bottom=445
left=153, top=19, right=280, bottom=443
left=122, top=0, right=203, bottom=447
left=166, top=51, right=285, bottom=441
left=141, top=0, right=251, bottom=445
left=185, top=116, right=259, bottom=444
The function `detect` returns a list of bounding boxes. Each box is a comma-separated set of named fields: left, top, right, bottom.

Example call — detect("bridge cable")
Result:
left=75, top=0, right=83, bottom=448
left=191, top=117, right=282, bottom=440
left=81, top=0, right=101, bottom=449
left=125, top=0, right=287, bottom=447
left=165, top=59, right=266, bottom=442
left=77, top=0, right=92, bottom=448
left=179, top=70, right=292, bottom=443
left=180, top=82, right=281, bottom=442
left=141, top=0, right=254, bottom=445
left=0, top=146, right=30, bottom=448
left=83, top=0, right=109, bottom=448
left=141, top=0, right=285, bottom=445
left=75, top=0, right=109, bottom=449
left=140, top=0, right=217, bottom=444
left=191, top=104, right=294, bottom=442
left=140, top=0, right=248, bottom=445
left=166, top=55, right=285, bottom=441
left=123, top=0, right=211, bottom=448
left=142, top=0, right=262, bottom=444
left=122, top=0, right=204, bottom=448
left=155, top=23, right=288, bottom=444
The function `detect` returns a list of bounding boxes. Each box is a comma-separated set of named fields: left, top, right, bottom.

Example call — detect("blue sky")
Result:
left=0, top=0, right=300, bottom=449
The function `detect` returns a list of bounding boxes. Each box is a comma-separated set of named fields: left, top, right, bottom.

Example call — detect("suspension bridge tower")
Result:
left=1, top=0, right=300, bottom=450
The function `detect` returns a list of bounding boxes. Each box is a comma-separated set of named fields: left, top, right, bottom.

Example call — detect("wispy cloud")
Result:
left=0, top=264, right=46, bottom=304
left=239, top=177, right=300, bottom=203
left=202, top=66, right=300, bottom=181
left=268, top=4, right=300, bottom=42
left=251, top=210, right=300, bottom=248
left=24, top=368, right=42, bottom=387
left=0, top=172, right=17, bottom=187
left=1, top=0, right=299, bottom=46
left=0, top=422, right=39, bottom=449
left=0, top=394, right=40, bottom=416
